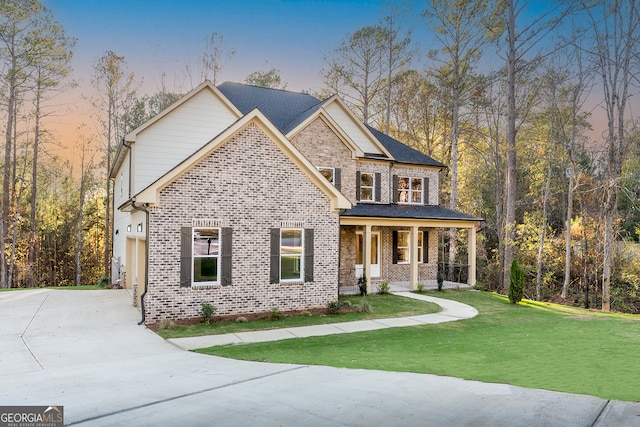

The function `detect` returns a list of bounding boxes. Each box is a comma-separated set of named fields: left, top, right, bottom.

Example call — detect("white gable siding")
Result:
left=133, top=88, right=237, bottom=194
left=324, top=102, right=384, bottom=155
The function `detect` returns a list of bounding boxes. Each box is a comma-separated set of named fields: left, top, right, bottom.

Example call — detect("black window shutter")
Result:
left=180, top=227, right=192, bottom=287
left=355, top=171, right=361, bottom=201
left=334, top=168, right=341, bottom=191
left=423, top=177, right=430, bottom=205
left=304, top=228, right=314, bottom=282
left=270, top=228, right=280, bottom=284
left=392, top=230, right=398, bottom=264
left=422, top=231, right=429, bottom=263
left=221, top=227, right=232, bottom=286
left=374, top=172, right=381, bottom=202
left=392, top=175, right=398, bottom=203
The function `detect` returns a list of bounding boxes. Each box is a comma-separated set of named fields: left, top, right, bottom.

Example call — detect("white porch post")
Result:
left=364, top=224, right=372, bottom=294
left=468, top=226, right=477, bottom=286
left=410, top=226, right=419, bottom=290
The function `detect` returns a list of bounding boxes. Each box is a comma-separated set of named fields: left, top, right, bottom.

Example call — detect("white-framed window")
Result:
left=318, top=167, right=335, bottom=184
left=397, top=177, right=423, bottom=204
left=360, top=172, right=374, bottom=201
left=395, top=230, right=424, bottom=264
left=192, top=227, right=220, bottom=284
left=280, top=228, right=304, bottom=282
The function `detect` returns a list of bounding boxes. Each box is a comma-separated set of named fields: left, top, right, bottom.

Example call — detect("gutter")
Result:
left=131, top=200, right=150, bottom=326
left=123, top=139, right=133, bottom=198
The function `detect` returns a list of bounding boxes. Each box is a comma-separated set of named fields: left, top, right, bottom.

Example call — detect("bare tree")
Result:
left=199, top=32, right=235, bottom=85
left=583, top=0, right=640, bottom=311
left=424, top=0, right=499, bottom=281
left=322, top=25, right=387, bottom=124
left=91, top=51, right=138, bottom=281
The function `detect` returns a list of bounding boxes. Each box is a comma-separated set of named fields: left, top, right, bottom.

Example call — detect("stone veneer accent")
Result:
left=144, top=122, right=340, bottom=324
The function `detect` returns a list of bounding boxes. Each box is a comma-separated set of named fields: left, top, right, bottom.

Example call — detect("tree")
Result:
left=499, top=0, right=574, bottom=293
left=583, top=0, right=640, bottom=311
left=244, top=63, right=286, bottom=89
left=322, top=25, right=387, bottom=124
left=424, top=0, right=499, bottom=282
left=26, top=12, right=74, bottom=287
left=91, top=51, right=138, bottom=280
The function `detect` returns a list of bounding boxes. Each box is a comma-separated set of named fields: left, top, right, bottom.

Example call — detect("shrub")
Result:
left=416, top=283, right=425, bottom=293
left=158, top=318, right=175, bottom=330
left=97, top=275, right=110, bottom=288
left=509, top=259, right=525, bottom=304
left=377, top=280, right=391, bottom=295
left=270, top=307, right=284, bottom=320
left=327, top=300, right=344, bottom=314
left=437, top=271, right=444, bottom=291
left=235, top=316, right=248, bottom=323
left=198, top=302, right=216, bottom=324
left=357, top=274, right=367, bottom=296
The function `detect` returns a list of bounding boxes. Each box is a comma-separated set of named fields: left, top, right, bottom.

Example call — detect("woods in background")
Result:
left=2, top=0, right=640, bottom=313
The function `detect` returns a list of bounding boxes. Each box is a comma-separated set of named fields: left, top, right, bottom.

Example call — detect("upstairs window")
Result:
left=318, top=167, right=341, bottom=191
left=356, top=171, right=381, bottom=202
left=393, top=176, right=429, bottom=205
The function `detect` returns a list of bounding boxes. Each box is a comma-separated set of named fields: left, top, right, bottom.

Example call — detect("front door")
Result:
left=355, top=231, right=380, bottom=278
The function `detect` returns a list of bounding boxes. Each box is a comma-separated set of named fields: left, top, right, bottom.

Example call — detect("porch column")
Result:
left=410, top=226, right=419, bottom=290
left=364, top=224, right=372, bottom=294
left=468, top=226, right=477, bottom=287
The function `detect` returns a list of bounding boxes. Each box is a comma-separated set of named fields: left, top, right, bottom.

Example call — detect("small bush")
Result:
left=509, top=259, right=525, bottom=304
left=97, top=275, right=110, bottom=288
left=327, top=300, right=344, bottom=314
left=357, top=299, right=372, bottom=313
left=300, top=310, right=312, bottom=317
left=377, top=280, right=391, bottom=295
left=235, top=316, right=248, bottom=323
left=416, top=283, right=425, bottom=293
left=437, top=271, right=444, bottom=291
left=270, top=307, right=285, bottom=320
left=199, top=301, right=217, bottom=324
left=358, top=275, right=367, bottom=296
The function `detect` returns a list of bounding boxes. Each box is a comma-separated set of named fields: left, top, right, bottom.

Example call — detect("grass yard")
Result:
left=197, top=290, right=640, bottom=402
left=156, top=294, right=441, bottom=339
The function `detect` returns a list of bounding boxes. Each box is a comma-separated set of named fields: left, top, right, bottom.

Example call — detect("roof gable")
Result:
left=132, top=109, right=351, bottom=212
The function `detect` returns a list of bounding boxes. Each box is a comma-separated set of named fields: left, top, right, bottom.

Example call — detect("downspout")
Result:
left=131, top=200, right=150, bottom=326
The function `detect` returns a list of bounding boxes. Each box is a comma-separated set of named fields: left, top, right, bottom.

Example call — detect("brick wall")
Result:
left=144, top=122, right=340, bottom=324
left=291, top=118, right=357, bottom=203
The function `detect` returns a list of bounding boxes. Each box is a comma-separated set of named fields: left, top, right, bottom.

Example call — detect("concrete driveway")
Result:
left=1, top=289, right=638, bottom=426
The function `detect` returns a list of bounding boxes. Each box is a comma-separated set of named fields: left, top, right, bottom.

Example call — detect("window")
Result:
left=393, top=230, right=426, bottom=264
left=280, top=229, right=303, bottom=281
left=397, top=177, right=423, bottom=204
left=360, top=173, right=374, bottom=201
left=356, top=172, right=381, bottom=202
left=180, top=226, right=232, bottom=287
left=270, top=228, right=314, bottom=283
left=318, top=167, right=341, bottom=190
left=193, top=228, right=219, bottom=283
left=318, top=167, right=334, bottom=184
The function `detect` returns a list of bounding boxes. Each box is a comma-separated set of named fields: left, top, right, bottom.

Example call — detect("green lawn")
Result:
left=197, top=290, right=640, bottom=402
left=156, top=294, right=441, bottom=339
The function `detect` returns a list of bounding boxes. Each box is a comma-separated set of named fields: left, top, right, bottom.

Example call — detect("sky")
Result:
left=42, top=0, right=428, bottom=162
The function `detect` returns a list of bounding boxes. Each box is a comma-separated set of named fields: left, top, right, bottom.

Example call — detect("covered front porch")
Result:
left=338, top=204, right=481, bottom=295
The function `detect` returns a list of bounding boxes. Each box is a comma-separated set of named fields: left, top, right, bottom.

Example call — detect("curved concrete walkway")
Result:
left=169, top=292, right=479, bottom=350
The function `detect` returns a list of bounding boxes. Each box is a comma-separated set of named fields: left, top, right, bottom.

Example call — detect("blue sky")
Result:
left=45, top=0, right=418, bottom=94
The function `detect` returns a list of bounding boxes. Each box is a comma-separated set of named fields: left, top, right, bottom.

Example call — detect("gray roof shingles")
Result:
left=341, top=203, right=482, bottom=221
left=217, top=82, right=444, bottom=168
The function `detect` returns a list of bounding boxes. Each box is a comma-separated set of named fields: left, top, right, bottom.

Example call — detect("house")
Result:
left=110, top=81, right=481, bottom=325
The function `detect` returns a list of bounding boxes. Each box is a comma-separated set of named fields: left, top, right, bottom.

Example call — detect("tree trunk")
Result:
left=503, top=0, right=517, bottom=294
left=76, top=150, right=87, bottom=287
left=536, top=147, right=553, bottom=301
left=562, top=167, right=574, bottom=299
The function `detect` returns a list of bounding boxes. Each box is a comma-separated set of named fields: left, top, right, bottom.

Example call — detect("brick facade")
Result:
left=144, top=122, right=340, bottom=324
